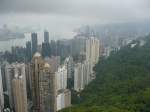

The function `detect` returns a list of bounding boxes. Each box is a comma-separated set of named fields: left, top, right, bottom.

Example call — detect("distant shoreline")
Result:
left=0, top=37, right=25, bottom=41
left=0, top=34, right=25, bottom=41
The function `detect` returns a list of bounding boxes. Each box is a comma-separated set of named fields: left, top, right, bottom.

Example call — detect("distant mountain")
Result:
left=63, top=35, right=150, bottom=112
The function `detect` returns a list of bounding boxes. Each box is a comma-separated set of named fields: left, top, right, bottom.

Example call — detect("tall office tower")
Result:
left=31, top=52, right=56, bottom=112
left=31, top=33, right=38, bottom=56
left=25, top=63, right=32, bottom=99
left=5, top=63, right=27, bottom=110
left=0, top=68, right=4, bottom=112
left=56, top=65, right=67, bottom=91
left=42, top=42, right=50, bottom=58
left=26, top=41, right=32, bottom=62
left=44, top=30, right=49, bottom=43
left=12, top=75, right=28, bottom=112
left=1, top=63, right=7, bottom=92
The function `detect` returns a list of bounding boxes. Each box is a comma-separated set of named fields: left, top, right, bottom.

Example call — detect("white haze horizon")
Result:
left=0, top=0, right=150, bottom=38
left=0, top=0, right=150, bottom=51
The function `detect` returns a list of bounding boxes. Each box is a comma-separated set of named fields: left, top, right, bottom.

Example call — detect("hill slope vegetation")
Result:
left=63, top=36, right=150, bottom=112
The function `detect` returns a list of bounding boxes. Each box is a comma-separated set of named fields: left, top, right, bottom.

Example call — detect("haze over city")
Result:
left=1, top=0, right=150, bottom=112
left=0, top=0, right=150, bottom=37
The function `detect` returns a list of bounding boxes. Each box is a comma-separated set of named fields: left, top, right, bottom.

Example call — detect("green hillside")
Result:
left=62, top=36, right=150, bottom=112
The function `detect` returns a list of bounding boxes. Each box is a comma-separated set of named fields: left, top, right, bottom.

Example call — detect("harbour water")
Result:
left=0, top=33, right=31, bottom=51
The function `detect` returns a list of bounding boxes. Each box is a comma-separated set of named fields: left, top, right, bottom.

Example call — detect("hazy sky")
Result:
left=0, top=0, right=150, bottom=38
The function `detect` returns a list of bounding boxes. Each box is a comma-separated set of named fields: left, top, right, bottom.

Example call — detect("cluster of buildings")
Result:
left=0, top=31, right=101, bottom=112
left=74, top=37, right=100, bottom=91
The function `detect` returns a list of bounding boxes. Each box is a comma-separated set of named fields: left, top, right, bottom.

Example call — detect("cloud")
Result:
left=0, top=0, right=150, bottom=19
left=0, top=0, right=150, bottom=33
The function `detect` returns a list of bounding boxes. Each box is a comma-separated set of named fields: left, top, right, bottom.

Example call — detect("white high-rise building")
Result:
left=86, top=37, right=100, bottom=65
left=74, top=60, right=93, bottom=92
left=55, top=61, right=71, bottom=111
left=73, top=37, right=100, bottom=92
left=56, top=65, right=67, bottom=91
left=86, top=37, right=100, bottom=81
left=12, top=74, right=28, bottom=112
left=74, top=63, right=84, bottom=92
left=5, top=63, right=27, bottom=110
left=56, top=89, right=71, bottom=111
left=0, top=68, right=4, bottom=112
left=83, top=61, right=91, bottom=85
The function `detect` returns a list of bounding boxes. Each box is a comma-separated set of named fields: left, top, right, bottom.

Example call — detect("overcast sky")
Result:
left=0, top=0, right=150, bottom=37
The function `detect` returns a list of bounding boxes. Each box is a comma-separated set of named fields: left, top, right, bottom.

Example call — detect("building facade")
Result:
left=56, top=89, right=71, bottom=111
left=31, top=52, right=56, bottom=112
left=5, top=63, right=27, bottom=111
left=74, top=63, right=84, bottom=92
left=86, top=37, right=100, bottom=65
left=31, top=33, right=38, bottom=56
left=12, top=75, right=28, bottom=112
left=0, top=68, right=4, bottom=112
left=44, top=30, right=49, bottom=43
left=86, top=37, right=100, bottom=81
left=56, top=65, right=67, bottom=91
left=64, top=56, right=74, bottom=79
left=44, top=56, right=60, bottom=73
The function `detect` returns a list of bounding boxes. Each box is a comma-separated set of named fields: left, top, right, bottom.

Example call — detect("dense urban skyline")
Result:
left=0, top=1, right=150, bottom=112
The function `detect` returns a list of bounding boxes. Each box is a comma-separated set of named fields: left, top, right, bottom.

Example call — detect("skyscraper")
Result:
left=25, top=63, right=32, bottom=99
left=12, top=75, right=28, bottom=112
left=56, top=65, right=67, bottom=91
left=42, top=31, right=50, bottom=57
left=86, top=37, right=100, bottom=81
left=64, top=56, right=74, bottom=79
left=26, top=41, right=32, bottom=61
left=86, top=37, right=100, bottom=65
left=0, top=68, right=4, bottom=112
left=5, top=64, right=16, bottom=109
left=1, top=63, right=7, bottom=92
left=42, top=42, right=50, bottom=58
left=31, top=33, right=38, bottom=56
left=64, top=56, right=74, bottom=89
left=5, top=63, right=27, bottom=110
left=74, top=63, right=84, bottom=92
left=44, top=30, right=49, bottom=43
left=56, top=89, right=71, bottom=111
left=31, top=52, right=56, bottom=112
left=74, top=61, right=91, bottom=92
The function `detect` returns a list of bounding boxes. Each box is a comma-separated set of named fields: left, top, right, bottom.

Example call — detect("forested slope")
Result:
left=63, top=36, right=150, bottom=112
